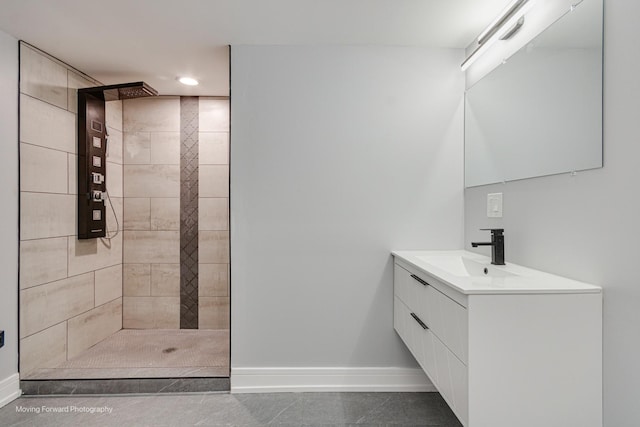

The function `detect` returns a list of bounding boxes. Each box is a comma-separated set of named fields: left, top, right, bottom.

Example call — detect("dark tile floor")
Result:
left=0, top=392, right=463, bottom=426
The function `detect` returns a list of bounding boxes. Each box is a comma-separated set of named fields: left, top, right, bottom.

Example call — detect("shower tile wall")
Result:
left=197, top=98, right=230, bottom=329
left=123, top=97, right=181, bottom=328
left=18, top=43, right=124, bottom=378
left=198, top=98, right=229, bottom=329
left=122, top=97, right=229, bottom=329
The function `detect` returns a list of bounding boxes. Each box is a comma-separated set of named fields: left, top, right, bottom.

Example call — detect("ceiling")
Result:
left=0, top=0, right=511, bottom=96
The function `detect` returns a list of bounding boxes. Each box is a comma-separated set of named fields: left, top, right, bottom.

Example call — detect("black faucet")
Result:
left=471, top=228, right=505, bottom=265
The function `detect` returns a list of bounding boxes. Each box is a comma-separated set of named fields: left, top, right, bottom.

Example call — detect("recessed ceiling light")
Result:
left=178, top=77, right=199, bottom=86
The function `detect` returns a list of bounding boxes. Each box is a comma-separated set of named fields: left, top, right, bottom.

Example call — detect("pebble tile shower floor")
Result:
left=0, top=392, right=463, bottom=426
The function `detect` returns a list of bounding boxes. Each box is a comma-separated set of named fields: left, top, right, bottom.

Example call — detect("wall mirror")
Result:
left=464, top=0, right=603, bottom=188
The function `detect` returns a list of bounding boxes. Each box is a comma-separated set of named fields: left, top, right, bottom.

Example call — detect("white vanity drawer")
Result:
left=393, top=295, right=413, bottom=351
left=394, top=296, right=437, bottom=386
left=432, top=331, right=468, bottom=426
left=394, top=294, right=468, bottom=426
left=394, top=262, right=468, bottom=364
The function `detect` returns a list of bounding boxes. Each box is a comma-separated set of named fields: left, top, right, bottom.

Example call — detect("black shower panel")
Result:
left=77, top=82, right=157, bottom=239
left=77, top=91, right=107, bottom=239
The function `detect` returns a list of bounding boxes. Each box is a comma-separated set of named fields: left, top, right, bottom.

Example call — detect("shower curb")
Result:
left=20, top=377, right=230, bottom=395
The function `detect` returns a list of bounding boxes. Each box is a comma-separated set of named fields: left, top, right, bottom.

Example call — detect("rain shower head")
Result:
left=79, top=81, right=158, bottom=101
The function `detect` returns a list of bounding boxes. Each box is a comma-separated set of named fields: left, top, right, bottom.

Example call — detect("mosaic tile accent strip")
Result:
left=180, top=97, right=199, bottom=329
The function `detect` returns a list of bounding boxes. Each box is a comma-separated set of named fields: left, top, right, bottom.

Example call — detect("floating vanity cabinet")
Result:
left=392, top=250, right=602, bottom=427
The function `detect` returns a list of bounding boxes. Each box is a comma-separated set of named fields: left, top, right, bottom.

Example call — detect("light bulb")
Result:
left=178, top=77, right=199, bottom=86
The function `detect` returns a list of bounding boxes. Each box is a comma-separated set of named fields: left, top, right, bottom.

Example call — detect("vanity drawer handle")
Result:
left=410, top=312, right=429, bottom=330
left=410, top=274, right=429, bottom=287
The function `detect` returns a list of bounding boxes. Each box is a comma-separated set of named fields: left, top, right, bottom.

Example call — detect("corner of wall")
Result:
left=0, top=29, right=20, bottom=405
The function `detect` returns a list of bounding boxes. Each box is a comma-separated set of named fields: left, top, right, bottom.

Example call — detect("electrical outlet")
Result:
left=0, top=330, right=4, bottom=348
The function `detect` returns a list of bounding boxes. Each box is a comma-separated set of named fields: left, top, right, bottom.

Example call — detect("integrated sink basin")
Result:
left=415, top=253, right=515, bottom=278
left=392, top=250, right=601, bottom=294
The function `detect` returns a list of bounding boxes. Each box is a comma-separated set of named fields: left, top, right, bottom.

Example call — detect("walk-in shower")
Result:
left=18, top=42, right=230, bottom=393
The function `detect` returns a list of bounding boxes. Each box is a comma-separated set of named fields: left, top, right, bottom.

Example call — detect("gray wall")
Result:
left=464, top=1, right=640, bottom=425
left=230, top=46, right=464, bottom=369
left=0, top=30, right=18, bottom=382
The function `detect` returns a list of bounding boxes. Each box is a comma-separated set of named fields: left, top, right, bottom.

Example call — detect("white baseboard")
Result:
left=0, top=373, right=21, bottom=409
left=231, top=367, right=436, bottom=393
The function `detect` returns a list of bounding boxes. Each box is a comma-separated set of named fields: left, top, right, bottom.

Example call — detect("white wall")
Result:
left=0, top=29, right=19, bottom=405
left=230, top=46, right=464, bottom=387
left=465, top=1, right=640, bottom=425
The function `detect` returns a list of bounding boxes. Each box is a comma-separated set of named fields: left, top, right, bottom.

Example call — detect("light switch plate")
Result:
left=487, top=193, right=503, bottom=218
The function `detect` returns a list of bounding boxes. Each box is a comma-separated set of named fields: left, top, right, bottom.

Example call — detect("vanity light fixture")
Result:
left=178, top=76, right=199, bottom=86
left=461, top=0, right=532, bottom=71
left=477, top=0, right=529, bottom=44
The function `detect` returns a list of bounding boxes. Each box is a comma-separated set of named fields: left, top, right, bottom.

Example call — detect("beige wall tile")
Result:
left=124, top=165, right=180, bottom=198
left=106, top=162, right=123, bottom=198
left=150, top=132, right=180, bottom=165
left=68, top=154, right=77, bottom=194
left=106, top=100, right=123, bottom=132
left=199, top=98, right=229, bottom=132
left=123, top=132, right=151, bottom=164
left=106, top=128, right=123, bottom=165
left=95, top=264, right=123, bottom=306
left=123, top=296, right=179, bottom=329
left=21, top=193, right=75, bottom=240
left=20, top=46, right=68, bottom=109
left=123, top=231, right=180, bottom=264
left=20, top=322, right=67, bottom=377
left=123, top=264, right=151, bottom=296
left=67, top=70, right=97, bottom=114
left=150, top=198, right=180, bottom=231
left=20, top=143, right=68, bottom=194
left=67, top=298, right=122, bottom=359
left=151, top=264, right=180, bottom=296
left=19, top=237, right=68, bottom=289
left=20, top=94, right=75, bottom=153
left=124, top=198, right=150, bottom=230
left=123, top=97, right=180, bottom=132
left=199, top=264, right=228, bottom=297
left=106, top=196, right=123, bottom=235
left=20, top=272, right=94, bottom=338
left=199, top=297, right=230, bottom=329
left=68, top=233, right=123, bottom=276
left=199, top=165, right=229, bottom=197
left=199, top=198, right=228, bottom=231
left=199, top=132, right=229, bottom=165
left=199, top=231, right=230, bottom=263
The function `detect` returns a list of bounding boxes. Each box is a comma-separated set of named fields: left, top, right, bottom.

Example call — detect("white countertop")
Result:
left=392, top=250, right=602, bottom=295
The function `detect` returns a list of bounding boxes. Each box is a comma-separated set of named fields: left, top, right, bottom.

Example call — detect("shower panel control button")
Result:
left=91, top=120, right=103, bottom=133
left=92, top=156, right=102, bottom=168
left=92, top=210, right=102, bottom=221
left=92, top=172, right=104, bottom=184
left=92, top=136, right=102, bottom=148
left=92, top=190, right=104, bottom=202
